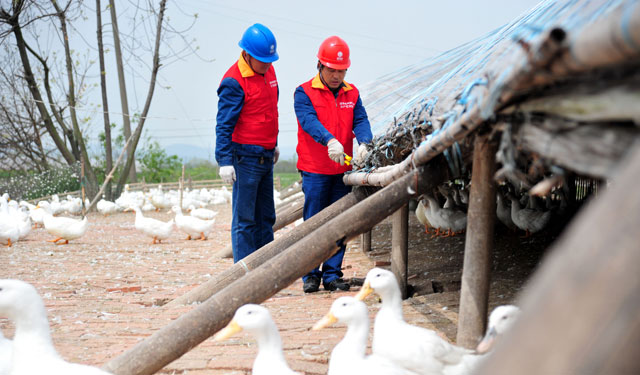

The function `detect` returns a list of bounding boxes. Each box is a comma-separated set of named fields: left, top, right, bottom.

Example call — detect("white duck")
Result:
left=508, top=193, right=551, bottom=237
left=97, top=197, right=119, bottom=216
left=36, top=204, right=88, bottom=245
left=129, top=206, right=174, bottom=244
left=313, top=296, right=420, bottom=375
left=0, top=196, right=20, bottom=247
left=0, top=279, right=113, bottom=375
left=414, top=200, right=432, bottom=234
left=0, top=329, right=12, bottom=375
left=476, top=304, right=521, bottom=354
left=172, top=205, right=215, bottom=240
left=355, top=268, right=474, bottom=375
left=214, top=304, right=302, bottom=375
left=422, top=195, right=467, bottom=237
left=188, top=205, right=218, bottom=220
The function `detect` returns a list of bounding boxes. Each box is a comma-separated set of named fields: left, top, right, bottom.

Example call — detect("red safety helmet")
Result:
left=317, top=36, right=351, bottom=69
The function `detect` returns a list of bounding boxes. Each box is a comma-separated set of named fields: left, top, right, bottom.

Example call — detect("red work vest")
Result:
left=222, top=55, right=279, bottom=149
left=296, top=74, right=359, bottom=175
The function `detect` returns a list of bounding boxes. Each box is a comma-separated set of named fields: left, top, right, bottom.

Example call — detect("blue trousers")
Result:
left=231, top=154, right=276, bottom=262
left=301, top=171, right=352, bottom=286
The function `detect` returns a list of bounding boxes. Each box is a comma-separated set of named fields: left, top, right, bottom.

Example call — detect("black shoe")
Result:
left=303, top=276, right=320, bottom=293
left=324, top=278, right=350, bottom=291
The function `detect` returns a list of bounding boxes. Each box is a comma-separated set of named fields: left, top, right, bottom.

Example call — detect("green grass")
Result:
left=275, top=172, right=300, bottom=190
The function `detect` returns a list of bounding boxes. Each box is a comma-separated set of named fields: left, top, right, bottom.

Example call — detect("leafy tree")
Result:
left=138, top=141, right=182, bottom=183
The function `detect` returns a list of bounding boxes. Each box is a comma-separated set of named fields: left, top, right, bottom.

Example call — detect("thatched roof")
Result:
left=350, top=0, right=640, bottom=187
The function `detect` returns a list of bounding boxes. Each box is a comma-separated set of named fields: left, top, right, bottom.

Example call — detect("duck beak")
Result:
left=213, top=319, right=242, bottom=341
left=312, top=312, right=338, bottom=331
left=476, top=327, right=497, bottom=354
left=354, top=281, right=373, bottom=301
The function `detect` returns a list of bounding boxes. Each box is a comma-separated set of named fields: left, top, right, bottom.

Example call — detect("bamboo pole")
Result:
left=103, top=164, right=445, bottom=375
left=168, top=189, right=369, bottom=306
left=391, top=203, right=409, bottom=299
left=456, top=133, right=498, bottom=348
left=476, top=144, right=640, bottom=375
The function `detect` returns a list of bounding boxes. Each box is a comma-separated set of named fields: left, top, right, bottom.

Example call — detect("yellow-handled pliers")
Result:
left=343, top=153, right=352, bottom=166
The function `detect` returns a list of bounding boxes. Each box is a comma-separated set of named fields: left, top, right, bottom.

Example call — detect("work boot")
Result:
left=303, top=276, right=320, bottom=293
left=324, top=278, right=350, bottom=291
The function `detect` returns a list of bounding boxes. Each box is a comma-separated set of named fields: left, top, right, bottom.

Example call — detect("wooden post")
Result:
left=169, top=190, right=365, bottom=306
left=476, top=145, right=640, bottom=375
left=457, top=133, right=497, bottom=348
left=361, top=230, right=372, bottom=253
left=391, top=203, right=409, bottom=299
left=103, top=164, right=445, bottom=375
left=179, top=165, right=185, bottom=209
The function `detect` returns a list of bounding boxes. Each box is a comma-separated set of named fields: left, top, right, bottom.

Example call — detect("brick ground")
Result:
left=0, top=203, right=454, bottom=375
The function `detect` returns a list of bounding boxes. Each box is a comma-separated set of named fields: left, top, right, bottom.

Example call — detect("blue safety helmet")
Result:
left=238, top=23, right=279, bottom=63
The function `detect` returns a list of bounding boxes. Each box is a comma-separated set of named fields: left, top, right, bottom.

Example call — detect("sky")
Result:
left=73, top=0, right=543, bottom=162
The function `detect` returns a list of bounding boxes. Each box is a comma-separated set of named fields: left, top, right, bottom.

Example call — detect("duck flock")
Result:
left=0, top=270, right=520, bottom=375
left=414, top=181, right=566, bottom=239
left=1, top=183, right=526, bottom=374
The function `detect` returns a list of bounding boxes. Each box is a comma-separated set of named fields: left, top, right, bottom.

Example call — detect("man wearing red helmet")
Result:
left=215, top=23, right=280, bottom=263
left=294, top=36, right=373, bottom=293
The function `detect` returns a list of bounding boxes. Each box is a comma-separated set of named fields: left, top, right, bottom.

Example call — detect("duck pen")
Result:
left=103, top=0, right=640, bottom=373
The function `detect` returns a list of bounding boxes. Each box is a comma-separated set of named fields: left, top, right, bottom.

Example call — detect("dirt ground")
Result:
left=0, top=198, right=558, bottom=374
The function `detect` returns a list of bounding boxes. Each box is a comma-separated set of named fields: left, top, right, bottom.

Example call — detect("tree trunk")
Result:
left=8, top=17, right=76, bottom=165
left=109, top=0, right=136, bottom=183
left=114, top=0, right=167, bottom=196
left=95, top=0, right=113, bottom=200
left=51, top=0, right=99, bottom=199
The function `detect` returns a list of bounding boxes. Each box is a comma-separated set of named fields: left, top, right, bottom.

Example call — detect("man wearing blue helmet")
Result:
left=215, top=23, right=280, bottom=262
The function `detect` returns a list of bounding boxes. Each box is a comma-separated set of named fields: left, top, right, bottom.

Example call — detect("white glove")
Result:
left=274, top=147, right=280, bottom=164
left=354, top=143, right=368, bottom=163
left=219, top=165, right=236, bottom=184
left=327, top=138, right=345, bottom=165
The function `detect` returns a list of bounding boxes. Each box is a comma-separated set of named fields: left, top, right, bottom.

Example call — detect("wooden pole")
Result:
left=476, top=145, right=640, bottom=375
left=103, top=164, right=445, bottom=375
left=361, top=230, right=372, bottom=253
left=457, top=133, right=497, bottom=348
left=391, top=203, right=409, bottom=299
left=168, top=189, right=367, bottom=306
left=179, top=165, right=185, bottom=209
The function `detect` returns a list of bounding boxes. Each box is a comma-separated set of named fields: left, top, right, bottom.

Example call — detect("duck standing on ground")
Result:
left=188, top=205, right=218, bottom=220
left=355, top=268, right=474, bottom=375
left=214, top=304, right=302, bottom=375
left=423, top=194, right=467, bottom=238
left=36, top=204, right=88, bottom=245
left=129, top=206, right=174, bottom=244
left=496, top=190, right=517, bottom=231
left=0, top=196, right=19, bottom=247
left=313, top=296, right=419, bottom=375
left=97, top=197, right=119, bottom=216
left=508, top=192, right=551, bottom=237
left=172, top=205, right=215, bottom=240
left=0, top=279, right=113, bottom=375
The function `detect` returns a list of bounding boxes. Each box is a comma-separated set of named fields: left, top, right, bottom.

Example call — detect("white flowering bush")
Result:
left=0, top=162, right=81, bottom=200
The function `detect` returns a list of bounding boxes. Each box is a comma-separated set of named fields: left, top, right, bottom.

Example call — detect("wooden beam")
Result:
left=103, top=164, right=446, bottom=375
left=515, top=119, right=639, bottom=179
left=457, top=133, right=497, bottom=348
left=476, top=145, right=640, bottom=374
left=391, top=203, right=409, bottom=299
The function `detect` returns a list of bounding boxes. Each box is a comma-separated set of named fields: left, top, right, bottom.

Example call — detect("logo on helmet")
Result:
left=337, top=51, right=343, bottom=61
left=270, top=45, right=275, bottom=54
